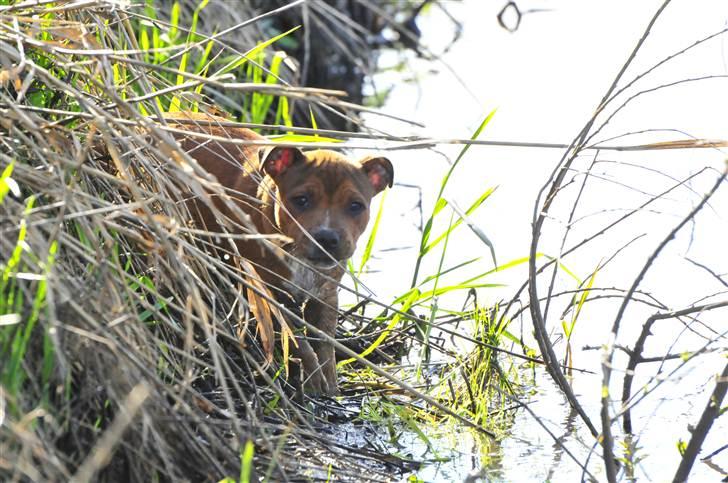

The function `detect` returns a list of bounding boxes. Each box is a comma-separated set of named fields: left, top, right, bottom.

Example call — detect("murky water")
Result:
left=344, top=1, right=728, bottom=481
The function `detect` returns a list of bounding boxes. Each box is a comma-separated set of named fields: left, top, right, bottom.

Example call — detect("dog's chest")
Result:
left=286, top=263, right=337, bottom=304
left=288, top=263, right=318, bottom=298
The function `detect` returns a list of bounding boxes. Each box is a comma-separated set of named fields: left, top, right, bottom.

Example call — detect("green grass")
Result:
left=337, top=109, right=535, bottom=440
left=561, top=264, right=599, bottom=372
left=0, top=2, right=321, bottom=479
left=0, top=1, right=568, bottom=480
left=0, top=195, right=59, bottom=414
left=101, top=0, right=301, bottom=124
left=218, top=440, right=255, bottom=483
left=411, top=109, right=498, bottom=288
left=0, top=161, right=18, bottom=202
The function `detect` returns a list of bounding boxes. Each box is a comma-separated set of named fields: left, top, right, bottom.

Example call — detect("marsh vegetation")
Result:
left=1, top=1, right=727, bottom=481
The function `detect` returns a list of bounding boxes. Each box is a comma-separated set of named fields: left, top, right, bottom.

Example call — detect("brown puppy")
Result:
left=164, top=112, right=392, bottom=395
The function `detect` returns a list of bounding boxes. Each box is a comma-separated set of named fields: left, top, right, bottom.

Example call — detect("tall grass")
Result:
left=0, top=0, right=542, bottom=480
left=0, top=1, right=395, bottom=480
left=338, top=110, right=533, bottom=443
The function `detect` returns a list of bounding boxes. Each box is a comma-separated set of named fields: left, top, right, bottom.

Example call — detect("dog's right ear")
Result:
left=360, top=156, right=394, bottom=194
left=260, top=146, right=304, bottom=178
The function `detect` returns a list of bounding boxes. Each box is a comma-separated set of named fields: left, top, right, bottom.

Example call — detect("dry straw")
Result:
left=0, top=1, right=405, bottom=480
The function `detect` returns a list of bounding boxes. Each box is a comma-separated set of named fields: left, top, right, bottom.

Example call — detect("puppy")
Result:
left=164, top=112, right=393, bottom=395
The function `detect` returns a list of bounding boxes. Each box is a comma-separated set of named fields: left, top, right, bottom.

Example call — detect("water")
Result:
left=345, top=1, right=728, bottom=481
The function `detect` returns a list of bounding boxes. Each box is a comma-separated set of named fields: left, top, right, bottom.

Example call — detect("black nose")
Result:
left=313, top=229, right=340, bottom=253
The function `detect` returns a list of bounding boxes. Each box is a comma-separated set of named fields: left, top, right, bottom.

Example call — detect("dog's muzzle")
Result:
left=308, top=228, right=346, bottom=266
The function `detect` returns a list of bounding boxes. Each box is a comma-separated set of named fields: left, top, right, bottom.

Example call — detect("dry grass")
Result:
left=0, top=1, right=414, bottom=480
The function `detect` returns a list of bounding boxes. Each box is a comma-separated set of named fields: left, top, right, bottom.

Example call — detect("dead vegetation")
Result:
left=2, top=1, right=727, bottom=482
left=0, top=1, right=431, bottom=480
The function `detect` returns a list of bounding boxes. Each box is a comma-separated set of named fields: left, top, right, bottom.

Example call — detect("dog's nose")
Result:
left=313, top=229, right=340, bottom=253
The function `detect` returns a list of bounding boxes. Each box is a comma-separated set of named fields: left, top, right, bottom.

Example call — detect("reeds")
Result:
left=0, top=1, right=527, bottom=480
left=0, top=1, right=408, bottom=480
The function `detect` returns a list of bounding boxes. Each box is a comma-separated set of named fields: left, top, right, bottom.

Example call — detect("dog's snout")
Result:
left=313, top=229, right=340, bottom=252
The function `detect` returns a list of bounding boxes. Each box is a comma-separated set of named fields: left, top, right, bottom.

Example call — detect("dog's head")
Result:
left=260, top=147, right=393, bottom=269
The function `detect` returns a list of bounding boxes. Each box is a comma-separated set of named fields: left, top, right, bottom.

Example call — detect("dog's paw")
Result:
left=303, top=370, right=330, bottom=396
left=323, top=381, right=339, bottom=396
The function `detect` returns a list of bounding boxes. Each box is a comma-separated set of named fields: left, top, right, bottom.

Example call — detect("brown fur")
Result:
left=163, top=111, right=393, bottom=395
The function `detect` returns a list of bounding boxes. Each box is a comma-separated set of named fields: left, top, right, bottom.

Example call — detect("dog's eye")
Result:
left=290, top=195, right=310, bottom=209
left=349, top=200, right=365, bottom=215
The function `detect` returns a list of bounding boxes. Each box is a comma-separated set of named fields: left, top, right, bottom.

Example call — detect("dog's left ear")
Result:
left=360, top=156, right=394, bottom=194
left=260, top=146, right=304, bottom=178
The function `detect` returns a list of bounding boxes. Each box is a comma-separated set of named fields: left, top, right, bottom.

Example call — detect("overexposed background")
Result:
left=349, top=1, right=728, bottom=480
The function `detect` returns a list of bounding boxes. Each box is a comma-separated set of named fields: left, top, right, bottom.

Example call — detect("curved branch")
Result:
left=620, top=300, right=728, bottom=432
left=527, top=2, right=676, bottom=460
left=672, top=362, right=728, bottom=483
left=602, top=166, right=727, bottom=479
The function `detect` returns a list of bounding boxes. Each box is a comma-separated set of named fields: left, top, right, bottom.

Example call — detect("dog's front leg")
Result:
left=305, top=298, right=339, bottom=395
left=290, top=333, right=330, bottom=395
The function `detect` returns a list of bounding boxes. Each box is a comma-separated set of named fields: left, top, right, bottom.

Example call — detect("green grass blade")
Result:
left=411, top=108, right=497, bottom=287
left=436, top=109, right=496, bottom=200
left=567, top=264, right=599, bottom=335
left=309, top=106, right=319, bottom=137
left=251, top=51, right=285, bottom=123
left=419, top=283, right=504, bottom=301
left=419, top=212, right=454, bottom=366
left=168, top=1, right=180, bottom=43
left=346, top=259, right=359, bottom=297
left=418, top=257, right=481, bottom=286
left=275, top=94, right=293, bottom=129
left=170, top=0, right=209, bottom=111
left=213, top=26, right=301, bottom=78
left=420, top=198, right=447, bottom=251
left=393, top=404, right=439, bottom=457
left=445, top=196, right=498, bottom=267
left=0, top=160, right=18, bottom=203
left=423, top=186, right=496, bottom=255
left=337, top=290, right=419, bottom=368
left=269, top=134, right=342, bottom=144
left=240, top=440, right=254, bottom=483
left=357, top=191, right=387, bottom=276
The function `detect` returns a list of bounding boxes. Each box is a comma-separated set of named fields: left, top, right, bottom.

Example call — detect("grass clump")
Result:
left=0, top=1, right=390, bottom=481
left=0, top=0, right=533, bottom=480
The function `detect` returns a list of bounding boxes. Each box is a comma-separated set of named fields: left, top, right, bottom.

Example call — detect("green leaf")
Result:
left=240, top=440, right=254, bottom=483
left=411, top=109, right=497, bottom=286
left=213, top=26, right=301, bottom=78
left=357, top=191, right=387, bottom=276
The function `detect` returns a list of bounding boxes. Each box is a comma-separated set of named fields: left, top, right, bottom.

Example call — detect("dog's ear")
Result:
left=360, top=156, right=394, bottom=194
left=260, top=146, right=304, bottom=178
